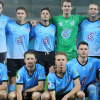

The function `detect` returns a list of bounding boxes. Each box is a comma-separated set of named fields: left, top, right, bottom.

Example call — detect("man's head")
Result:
left=88, top=3, right=99, bottom=18
left=55, top=51, right=67, bottom=68
left=24, top=50, right=37, bottom=71
left=16, top=6, right=26, bottom=21
left=77, top=41, right=89, bottom=58
left=41, top=7, right=51, bottom=21
left=0, top=1, right=4, bottom=14
left=61, top=0, right=72, bottom=15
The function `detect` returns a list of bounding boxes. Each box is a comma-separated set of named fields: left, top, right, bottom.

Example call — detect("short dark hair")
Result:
left=41, top=7, right=51, bottom=14
left=16, top=6, right=26, bottom=13
left=61, top=0, right=72, bottom=7
left=55, top=51, right=67, bottom=60
left=24, top=50, right=36, bottom=58
left=89, top=3, right=98, bottom=9
left=77, top=41, right=88, bottom=49
left=0, top=0, right=4, bottom=7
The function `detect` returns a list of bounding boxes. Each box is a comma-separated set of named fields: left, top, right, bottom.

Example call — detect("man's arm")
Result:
left=25, top=81, right=45, bottom=93
left=0, top=81, right=8, bottom=90
left=62, top=78, right=81, bottom=100
left=17, top=85, right=23, bottom=100
left=49, top=90, right=56, bottom=100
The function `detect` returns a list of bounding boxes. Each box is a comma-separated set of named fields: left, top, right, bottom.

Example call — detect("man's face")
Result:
left=24, top=54, right=37, bottom=70
left=41, top=10, right=50, bottom=21
left=0, top=4, right=3, bottom=14
left=77, top=45, right=89, bottom=58
left=16, top=9, right=26, bottom=21
left=55, top=55, right=67, bottom=69
left=88, top=4, right=99, bottom=18
left=61, top=2, right=72, bottom=15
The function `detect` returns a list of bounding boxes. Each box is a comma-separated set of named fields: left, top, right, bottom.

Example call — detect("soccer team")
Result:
left=0, top=0, right=100, bottom=100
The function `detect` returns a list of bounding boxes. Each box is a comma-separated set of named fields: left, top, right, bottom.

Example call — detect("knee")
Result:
left=0, top=91, right=7, bottom=100
left=41, top=92, right=50, bottom=100
left=8, top=91, right=16, bottom=100
left=88, top=84, right=96, bottom=95
left=32, top=92, right=41, bottom=100
left=76, top=91, right=85, bottom=99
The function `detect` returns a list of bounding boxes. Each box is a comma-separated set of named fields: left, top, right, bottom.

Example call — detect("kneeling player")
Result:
left=41, top=52, right=85, bottom=100
left=0, top=63, right=8, bottom=100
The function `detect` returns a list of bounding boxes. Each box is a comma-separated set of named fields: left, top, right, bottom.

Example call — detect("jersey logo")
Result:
left=13, top=28, right=17, bottom=32
left=1, top=21, right=5, bottom=25
left=70, top=21, right=75, bottom=26
left=38, top=29, right=41, bottom=33
left=41, top=37, right=51, bottom=46
left=97, top=26, right=100, bottom=29
left=67, top=79, right=71, bottom=83
left=48, top=81, right=51, bottom=88
left=80, top=77, right=87, bottom=85
left=86, top=32, right=95, bottom=41
left=0, top=28, right=3, bottom=32
left=15, top=35, right=25, bottom=45
left=89, top=67, right=93, bottom=72
left=61, top=29, right=72, bottom=39
left=51, top=29, right=54, bottom=33
left=16, top=75, right=20, bottom=82
left=58, top=22, right=63, bottom=26
left=26, top=29, right=29, bottom=33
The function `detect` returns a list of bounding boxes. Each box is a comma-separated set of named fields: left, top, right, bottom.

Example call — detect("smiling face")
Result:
left=61, top=2, right=72, bottom=16
left=88, top=4, right=99, bottom=18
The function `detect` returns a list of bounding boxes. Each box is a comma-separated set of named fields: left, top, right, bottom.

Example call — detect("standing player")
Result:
left=9, top=50, right=45, bottom=100
left=31, top=0, right=86, bottom=61
left=49, top=0, right=86, bottom=61
left=0, top=63, right=8, bottom=100
left=30, top=7, right=56, bottom=75
left=41, top=51, right=85, bottom=100
left=0, top=1, right=12, bottom=63
left=6, top=7, right=32, bottom=96
left=69, top=41, right=100, bottom=100
left=77, top=3, right=100, bottom=58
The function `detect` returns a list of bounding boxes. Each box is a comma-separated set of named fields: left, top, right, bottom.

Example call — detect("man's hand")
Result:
left=23, top=91, right=27, bottom=99
left=49, top=65, right=57, bottom=73
left=30, top=20, right=37, bottom=27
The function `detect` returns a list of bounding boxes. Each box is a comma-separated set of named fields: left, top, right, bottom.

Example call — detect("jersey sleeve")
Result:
left=38, top=65, right=45, bottom=81
left=94, top=58, right=100, bottom=69
left=47, top=72, right=55, bottom=91
left=50, top=16, right=58, bottom=25
left=16, top=69, right=24, bottom=84
left=76, top=15, right=86, bottom=24
left=8, top=17, right=13, bottom=23
left=30, top=26, right=35, bottom=37
left=1, top=64, right=8, bottom=82
left=66, top=62, right=80, bottom=80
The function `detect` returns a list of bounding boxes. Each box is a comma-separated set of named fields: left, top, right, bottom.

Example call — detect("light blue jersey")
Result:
left=77, top=19, right=100, bottom=56
left=16, top=64, right=45, bottom=91
left=6, top=21, right=31, bottom=59
left=70, top=57, right=100, bottom=91
left=30, top=23, right=56, bottom=52
left=0, top=63, right=8, bottom=85
left=47, top=63, right=79, bottom=95
left=0, top=14, right=12, bottom=53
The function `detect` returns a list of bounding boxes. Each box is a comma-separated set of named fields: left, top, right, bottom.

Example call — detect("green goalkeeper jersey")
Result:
left=50, top=15, right=86, bottom=60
